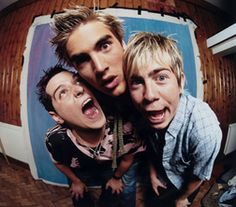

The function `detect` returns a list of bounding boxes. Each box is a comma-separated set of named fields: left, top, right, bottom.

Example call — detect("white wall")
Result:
left=0, top=122, right=27, bottom=163
left=224, top=123, right=236, bottom=155
left=0, top=121, right=38, bottom=180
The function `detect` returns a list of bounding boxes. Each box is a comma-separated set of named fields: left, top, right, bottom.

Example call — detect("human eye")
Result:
left=129, top=76, right=144, bottom=88
left=57, top=88, right=68, bottom=100
left=73, top=76, right=81, bottom=85
left=75, top=80, right=80, bottom=85
left=72, top=54, right=90, bottom=68
left=158, top=74, right=167, bottom=81
left=154, top=72, right=169, bottom=83
left=99, top=40, right=112, bottom=51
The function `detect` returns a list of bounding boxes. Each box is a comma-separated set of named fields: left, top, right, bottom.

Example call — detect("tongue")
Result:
left=84, top=106, right=98, bottom=118
left=154, top=110, right=164, bottom=117
left=149, top=110, right=164, bottom=121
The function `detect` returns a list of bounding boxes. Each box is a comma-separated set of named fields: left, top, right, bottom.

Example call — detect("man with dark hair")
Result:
left=36, top=65, right=144, bottom=207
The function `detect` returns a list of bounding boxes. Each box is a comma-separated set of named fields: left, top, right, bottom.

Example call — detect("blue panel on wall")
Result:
left=27, top=24, right=68, bottom=184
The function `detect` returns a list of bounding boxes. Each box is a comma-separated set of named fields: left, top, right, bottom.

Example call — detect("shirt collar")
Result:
left=166, top=94, right=187, bottom=138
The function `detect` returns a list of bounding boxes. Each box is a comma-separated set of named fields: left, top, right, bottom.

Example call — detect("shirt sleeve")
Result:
left=190, top=102, right=222, bottom=181
left=45, top=125, right=67, bottom=164
left=120, top=121, right=146, bottom=156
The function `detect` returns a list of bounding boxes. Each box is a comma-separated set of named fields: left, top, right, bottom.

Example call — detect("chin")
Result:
left=92, top=118, right=106, bottom=129
left=150, top=122, right=168, bottom=130
left=112, top=84, right=126, bottom=97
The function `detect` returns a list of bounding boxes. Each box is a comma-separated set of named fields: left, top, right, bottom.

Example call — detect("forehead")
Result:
left=66, top=21, right=115, bottom=55
left=130, top=51, right=171, bottom=77
left=46, top=72, right=74, bottom=96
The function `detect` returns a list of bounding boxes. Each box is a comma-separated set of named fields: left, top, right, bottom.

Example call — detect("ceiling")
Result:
left=0, top=0, right=235, bottom=19
left=204, top=0, right=236, bottom=19
left=0, top=0, right=18, bottom=12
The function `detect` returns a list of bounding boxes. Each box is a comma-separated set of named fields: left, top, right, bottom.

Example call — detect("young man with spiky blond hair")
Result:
left=49, top=6, right=146, bottom=207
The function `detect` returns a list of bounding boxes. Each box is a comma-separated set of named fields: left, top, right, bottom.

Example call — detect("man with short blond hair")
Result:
left=123, top=32, right=222, bottom=207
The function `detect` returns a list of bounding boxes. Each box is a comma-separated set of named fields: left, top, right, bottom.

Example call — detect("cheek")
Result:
left=53, top=98, right=75, bottom=112
left=79, top=70, right=96, bottom=84
left=54, top=104, right=69, bottom=116
left=110, top=47, right=123, bottom=64
left=161, top=84, right=181, bottom=99
left=130, top=90, right=143, bottom=105
left=78, top=66, right=93, bottom=78
left=164, top=88, right=181, bottom=110
left=58, top=106, right=82, bottom=123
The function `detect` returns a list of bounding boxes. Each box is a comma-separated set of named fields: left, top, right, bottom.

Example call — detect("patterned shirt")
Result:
left=45, top=116, right=145, bottom=171
left=147, top=94, right=222, bottom=189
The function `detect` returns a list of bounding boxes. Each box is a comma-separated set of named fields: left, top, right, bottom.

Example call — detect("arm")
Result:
left=149, top=162, right=167, bottom=196
left=54, top=163, right=87, bottom=199
left=175, top=176, right=202, bottom=207
left=106, top=153, right=134, bottom=194
left=45, top=129, right=87, bottom=198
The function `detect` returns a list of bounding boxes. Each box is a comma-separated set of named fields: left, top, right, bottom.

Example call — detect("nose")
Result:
left=91, top=54, right=108, bottom=75
left=73, top=84, right=84, bottom=97
left=144, top=81, right=158, bottom=102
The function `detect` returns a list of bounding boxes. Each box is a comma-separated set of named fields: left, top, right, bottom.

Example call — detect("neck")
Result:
left=71, top=126, right=105, bottom=147
left=156, top=128, right=167, bottom=138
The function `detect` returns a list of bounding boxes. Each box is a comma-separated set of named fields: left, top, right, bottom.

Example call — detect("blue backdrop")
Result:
left=27, top=10, right=197, bottom=184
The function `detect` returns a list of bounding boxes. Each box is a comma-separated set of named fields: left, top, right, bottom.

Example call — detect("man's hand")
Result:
left=175, top=176, right=202, bottom=207
left=106, top=178, right=124, bottom=194
left=70, top=180, right=88, bottom=200
left=150, top=175, right=167, bottom=196
left=175, top=198, right=191, bottom=207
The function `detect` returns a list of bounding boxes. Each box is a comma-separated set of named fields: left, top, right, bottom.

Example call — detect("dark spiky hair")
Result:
left=36, top=64, right=76, bottom=112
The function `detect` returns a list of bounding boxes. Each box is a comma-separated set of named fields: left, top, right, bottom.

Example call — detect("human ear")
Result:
left=122, top=40, right=127, bottom=49
left=180, top=73, right=185, bottom=93
left=48, top=111, right=64, bottom=124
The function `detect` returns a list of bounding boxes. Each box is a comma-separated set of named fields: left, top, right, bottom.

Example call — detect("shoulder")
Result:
left=186, top=95, right=219, bottom=126
left=45, top=124, right=69, bottom=145
left=184, top=95, right=222, bottom=143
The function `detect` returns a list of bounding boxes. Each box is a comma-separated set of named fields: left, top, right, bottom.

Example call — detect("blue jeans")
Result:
left=121, top=159, right=139, bottom=207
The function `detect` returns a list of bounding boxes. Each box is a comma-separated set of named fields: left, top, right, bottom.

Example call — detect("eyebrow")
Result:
left=148, top=68, right=171, bottom=77
left=94, top=34, right=112, bottom=49
left=70, top=34, right=112, bottom=64
left=72, top=73, right=80, bottom=81
left=52, top=85, right=63, bottom=100
left=52, top=75, right=80, bottom=99
left=71, top=53, right=89, bottom=65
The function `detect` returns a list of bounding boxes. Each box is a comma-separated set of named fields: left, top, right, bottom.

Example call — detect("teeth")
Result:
left=82, top=98, right=92, bottom=108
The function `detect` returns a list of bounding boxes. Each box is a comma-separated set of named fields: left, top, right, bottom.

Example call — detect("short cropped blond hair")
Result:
left=51, top=6, right=124, bottom=66
left=123, top=32, right=184, bottom=87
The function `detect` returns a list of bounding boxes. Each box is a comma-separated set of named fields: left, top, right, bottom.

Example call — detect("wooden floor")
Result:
left=0, top=156, right=73, bottom=207
left=0, top=154, right=225, bottom=207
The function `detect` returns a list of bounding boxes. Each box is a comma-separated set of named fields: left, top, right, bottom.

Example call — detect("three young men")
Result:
left=39, top=5, right=222, bottom=207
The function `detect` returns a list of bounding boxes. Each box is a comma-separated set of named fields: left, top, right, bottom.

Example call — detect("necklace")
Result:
left=88, top=143, right=103, bottom=159
left=72, top=127, right=105, bottom=159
